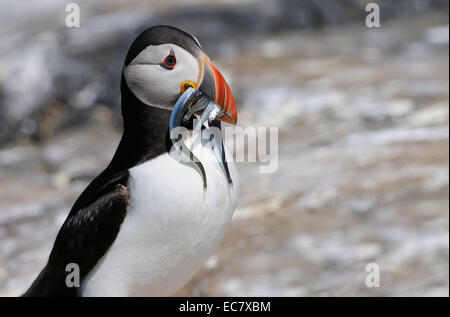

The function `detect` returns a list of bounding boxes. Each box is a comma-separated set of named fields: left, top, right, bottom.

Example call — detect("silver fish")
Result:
left=169, top=88, right=207, bottom=189
left=170, top=87, right=233, bottom=191
left=208, top=120, right=233, bottom=186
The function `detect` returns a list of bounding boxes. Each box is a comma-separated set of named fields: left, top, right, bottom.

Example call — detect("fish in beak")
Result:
left=169, top=57, right=237, bottom=192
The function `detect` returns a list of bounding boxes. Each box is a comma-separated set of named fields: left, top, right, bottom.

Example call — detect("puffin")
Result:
left=23, top=25, right=239, bottom=297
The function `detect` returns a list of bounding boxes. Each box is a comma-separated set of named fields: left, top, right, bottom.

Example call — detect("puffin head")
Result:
left=122, top=25, right=237, bottom=125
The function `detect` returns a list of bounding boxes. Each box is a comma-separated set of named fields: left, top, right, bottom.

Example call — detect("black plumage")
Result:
left=23, top=184, right=129, bottom=296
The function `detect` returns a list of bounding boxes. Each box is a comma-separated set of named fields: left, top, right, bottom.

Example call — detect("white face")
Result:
left=123, top=44, right=200, bottom=109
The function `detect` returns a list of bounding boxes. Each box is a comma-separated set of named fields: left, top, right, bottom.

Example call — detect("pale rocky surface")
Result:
left=0, top=2, right=448, bottom=296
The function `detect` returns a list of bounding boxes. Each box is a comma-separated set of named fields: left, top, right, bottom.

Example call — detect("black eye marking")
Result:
left=161, top=49, right=176, bottom=70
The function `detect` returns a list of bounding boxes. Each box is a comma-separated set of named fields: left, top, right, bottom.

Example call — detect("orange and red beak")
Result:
left=197, top=56, right=237, bottom=125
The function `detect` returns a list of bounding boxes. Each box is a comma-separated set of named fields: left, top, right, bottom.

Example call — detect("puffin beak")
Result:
left=197, top=56, right=237, bottom=125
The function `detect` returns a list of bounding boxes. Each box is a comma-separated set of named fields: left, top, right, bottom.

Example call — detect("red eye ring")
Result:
left=161, top=50, right=176, bottom=69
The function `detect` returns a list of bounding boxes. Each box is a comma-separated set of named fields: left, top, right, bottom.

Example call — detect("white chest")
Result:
left=81, top=135, right=239, bottom=296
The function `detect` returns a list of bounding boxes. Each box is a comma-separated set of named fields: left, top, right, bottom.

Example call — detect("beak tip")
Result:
left=231, top=115, right=238, bottom=125
left=200, top=58, right=238, bottom=126
left=220, top=111, right=237, bottom=125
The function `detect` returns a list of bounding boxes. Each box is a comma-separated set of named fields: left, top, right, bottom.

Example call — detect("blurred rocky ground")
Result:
left=0, top=0, right=449, bottom=296
left=0, top=0, right=448, bottom=145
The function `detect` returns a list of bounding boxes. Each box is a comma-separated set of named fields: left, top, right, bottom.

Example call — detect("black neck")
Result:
left=106, top=76, right=172, bottom=173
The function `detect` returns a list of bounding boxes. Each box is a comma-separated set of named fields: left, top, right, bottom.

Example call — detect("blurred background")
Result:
left=0, top=0, right=448, bottom=296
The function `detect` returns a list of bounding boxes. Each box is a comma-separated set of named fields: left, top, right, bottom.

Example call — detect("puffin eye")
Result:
left=161, top=50, right=176, bottom=70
